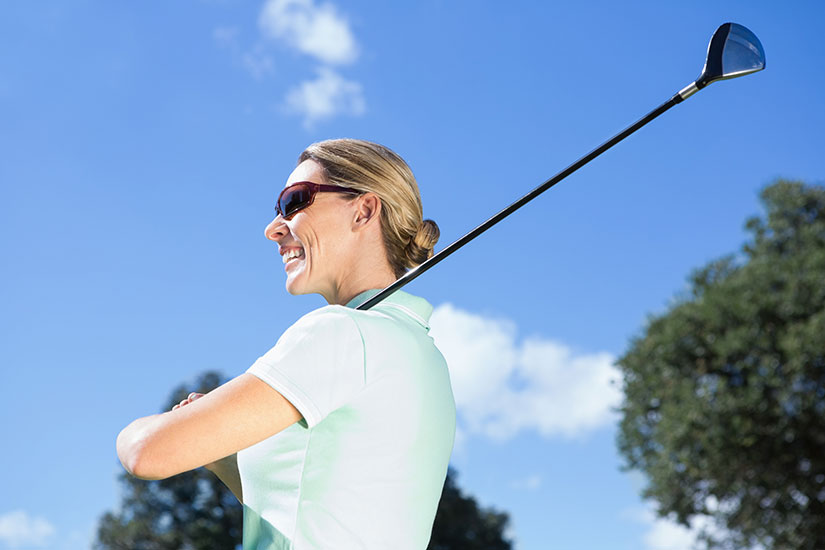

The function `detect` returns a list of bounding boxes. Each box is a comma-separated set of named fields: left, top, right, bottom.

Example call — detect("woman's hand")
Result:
left=172, top=392, right=205, bottom=411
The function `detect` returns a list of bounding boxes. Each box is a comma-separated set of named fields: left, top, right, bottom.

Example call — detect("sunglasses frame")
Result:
left=275, top=181, right=361, bottom=221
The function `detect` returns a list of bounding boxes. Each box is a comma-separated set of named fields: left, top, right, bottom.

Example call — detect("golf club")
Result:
left=355, top=22, right=766, bottom=311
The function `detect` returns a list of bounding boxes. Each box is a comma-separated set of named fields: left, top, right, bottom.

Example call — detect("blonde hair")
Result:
left=298, top=139, right=439, bottom=278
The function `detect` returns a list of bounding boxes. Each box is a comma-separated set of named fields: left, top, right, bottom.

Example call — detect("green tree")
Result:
left=427, top=468, right=512, bottom=550
left=97, top=371, right=512, bottom=549
left=617, top=180, right=825, bottom=550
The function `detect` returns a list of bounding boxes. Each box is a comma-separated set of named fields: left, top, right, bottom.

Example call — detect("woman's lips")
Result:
left=281, top=247, right=305, bottom=272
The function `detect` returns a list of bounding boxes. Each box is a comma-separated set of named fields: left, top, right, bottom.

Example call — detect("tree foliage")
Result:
left=616, top=180, right=825, bottom=550
left=427, top=468, right=512, bottom=550
left=97, top=371, right=512, bottom=549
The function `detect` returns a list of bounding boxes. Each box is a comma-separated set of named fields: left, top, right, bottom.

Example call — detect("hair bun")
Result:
left=404, top=219, right=440, bottom=267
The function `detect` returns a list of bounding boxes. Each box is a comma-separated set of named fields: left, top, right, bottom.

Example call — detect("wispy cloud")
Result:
left=509, top=474, right=543, bottom=492
left=0, top=510, right=55, bottom=548
left=213, top=26, right=274, bottom=80
left=242, top=47, right=276, bottom=79
left=259, top=0, right=358, bottom=65
left=212, top=25, right=240, bottom=49
left=284, top=67, right=365, bottom=128
left=429, top=304, right=621, bottom=443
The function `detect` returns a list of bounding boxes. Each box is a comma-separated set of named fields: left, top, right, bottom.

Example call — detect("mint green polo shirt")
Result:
left=239, top=289, right=456, bottom=550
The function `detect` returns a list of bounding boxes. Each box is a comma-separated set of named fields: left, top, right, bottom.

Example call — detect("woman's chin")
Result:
left=284, top=277, right=305, bottom=296
left=284, top=270, right=315, bottom=296
left=284, top=260, right=307, bottom=294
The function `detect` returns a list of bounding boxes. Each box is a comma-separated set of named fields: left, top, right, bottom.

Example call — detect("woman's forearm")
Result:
left=117, top=412, right=243, bottom=502
left=206, top=454, right=243, bottom=504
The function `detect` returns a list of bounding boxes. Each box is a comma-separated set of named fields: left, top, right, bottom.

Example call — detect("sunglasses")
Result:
left=275, top=181, right=361, bottom=220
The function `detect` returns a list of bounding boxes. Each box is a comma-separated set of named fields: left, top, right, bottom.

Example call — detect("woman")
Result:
left=117, top=138, right=457, bottom=549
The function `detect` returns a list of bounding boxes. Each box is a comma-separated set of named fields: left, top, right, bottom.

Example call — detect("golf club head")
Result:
left=696, top=22, right=765, bottom=89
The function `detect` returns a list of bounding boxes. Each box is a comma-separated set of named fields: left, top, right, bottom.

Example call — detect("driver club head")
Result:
left=697, top=22, right=766, bottom=89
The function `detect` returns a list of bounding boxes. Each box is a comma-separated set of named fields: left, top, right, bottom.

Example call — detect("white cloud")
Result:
left=643, top=514, right=701, bottom=550
left=211, top=0, right=366, bottom=126
left=626, top=501, right=756, bottom=550
left=284, top=67, right=365, bottom=128
left=0, top=510, right=55, bottom=548
left=259, top=0, right=358, bottom=65
left=429, top=304, right=621, bottom=442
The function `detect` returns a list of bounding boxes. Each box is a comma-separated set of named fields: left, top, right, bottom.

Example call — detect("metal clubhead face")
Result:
left=697, top=23, right=766, bottom=88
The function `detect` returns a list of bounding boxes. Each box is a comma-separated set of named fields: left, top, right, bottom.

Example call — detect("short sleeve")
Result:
left=247, top=306, right=365, bottom=428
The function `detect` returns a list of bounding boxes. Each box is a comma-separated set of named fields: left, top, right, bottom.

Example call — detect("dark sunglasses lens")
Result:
left=279, top=185, right=312, bottom=218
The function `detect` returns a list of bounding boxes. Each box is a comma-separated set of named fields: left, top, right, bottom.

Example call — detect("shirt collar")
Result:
left=345, top=289, right=433, bottom=330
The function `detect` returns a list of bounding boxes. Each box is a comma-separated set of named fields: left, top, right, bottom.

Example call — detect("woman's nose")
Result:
left=264, top=215, right=288, bottom=242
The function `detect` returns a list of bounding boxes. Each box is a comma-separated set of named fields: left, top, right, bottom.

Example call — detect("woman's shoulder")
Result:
left=277, top=304, right=364, bottom=346
left=346, top=290, right=434, bottom=332
left=286, top=290, right=433, bottom=341
left=292, top=304, right=360, bottom=331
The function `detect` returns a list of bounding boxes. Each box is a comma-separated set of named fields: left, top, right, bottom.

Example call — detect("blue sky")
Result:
left=2, top=1, right=823, bottom=549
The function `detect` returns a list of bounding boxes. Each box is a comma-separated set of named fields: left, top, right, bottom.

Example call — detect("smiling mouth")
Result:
left=282, top=248, right=305, bottom=266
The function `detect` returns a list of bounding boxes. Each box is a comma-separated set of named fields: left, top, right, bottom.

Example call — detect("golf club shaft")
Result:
left=355, top=90, right=688, bottom=310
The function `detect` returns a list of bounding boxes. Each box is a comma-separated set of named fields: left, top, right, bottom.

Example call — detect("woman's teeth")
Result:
left=282, top=249, right=304, bottom=263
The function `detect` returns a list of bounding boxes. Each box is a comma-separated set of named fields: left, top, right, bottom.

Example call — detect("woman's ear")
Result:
left=352, top=192, right=382, bottom=230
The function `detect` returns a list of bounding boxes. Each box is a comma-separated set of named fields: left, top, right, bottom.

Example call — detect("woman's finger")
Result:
left=171, top=392, right=205, bottom=412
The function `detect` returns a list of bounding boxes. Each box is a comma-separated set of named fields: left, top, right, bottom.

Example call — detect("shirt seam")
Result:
left=335, top=307, right=369, bottom=384
left=290, top=425, right=314, bottom=549
left=248, top=361, right=323, bottom=427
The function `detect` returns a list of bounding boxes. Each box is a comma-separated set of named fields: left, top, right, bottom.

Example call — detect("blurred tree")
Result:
left=96, top=371, right=512, bottom=549
left=616, top=180, right=825, bottom=550
left=427, top=468, right=512, bottom=550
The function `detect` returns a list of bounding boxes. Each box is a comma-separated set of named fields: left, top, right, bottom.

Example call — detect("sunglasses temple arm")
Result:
left=355, top=92, right=687, bottom=311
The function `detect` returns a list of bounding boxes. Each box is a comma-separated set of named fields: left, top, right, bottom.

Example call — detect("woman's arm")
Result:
left=117, top=373, right=302, bottom=481
left=171, top=392, right=244, bottom=504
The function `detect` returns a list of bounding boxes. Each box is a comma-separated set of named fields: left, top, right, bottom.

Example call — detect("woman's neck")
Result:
left=324, top=256, right=397, bottom=306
